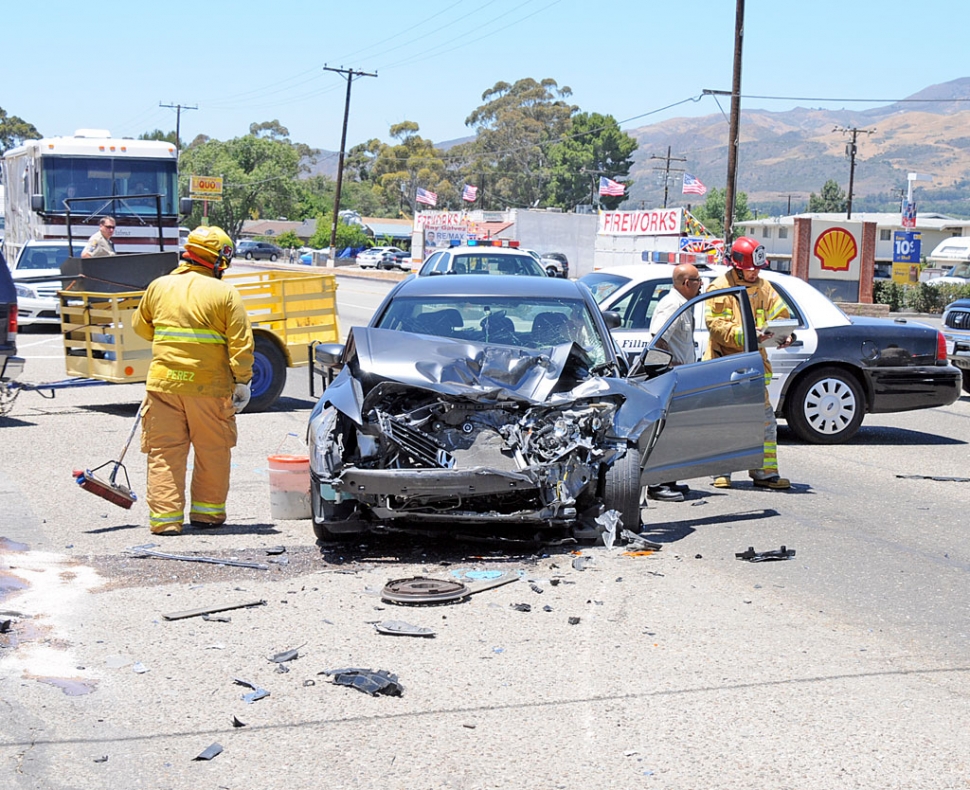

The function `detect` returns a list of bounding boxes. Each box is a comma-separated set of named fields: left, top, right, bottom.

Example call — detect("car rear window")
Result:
left=580, top=272, right=631, bottom=303
left=450, top=254, right=544, bottom=276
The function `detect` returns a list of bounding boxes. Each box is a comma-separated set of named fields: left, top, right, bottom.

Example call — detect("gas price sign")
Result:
left=893, top=231, right=921, bottom=263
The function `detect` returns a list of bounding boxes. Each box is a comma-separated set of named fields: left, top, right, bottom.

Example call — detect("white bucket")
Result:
left=268, top=454, right=312, bottom=520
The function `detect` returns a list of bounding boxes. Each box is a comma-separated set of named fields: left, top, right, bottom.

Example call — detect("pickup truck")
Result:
left=58, top=253, right=340, bottom=411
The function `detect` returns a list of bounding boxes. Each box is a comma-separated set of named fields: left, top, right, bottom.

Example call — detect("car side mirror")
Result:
left=628, top=346, right=673, bottom=378
left=601, top=309, right=621, bottom=329
left=314, top=342, right=345, bottom=367
left=31, top=194, right=45, bottom=211
left=179, top=197, right=195, bottom=215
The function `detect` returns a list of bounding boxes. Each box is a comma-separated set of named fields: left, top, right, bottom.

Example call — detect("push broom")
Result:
left=73, top=401, right=144, bottom=509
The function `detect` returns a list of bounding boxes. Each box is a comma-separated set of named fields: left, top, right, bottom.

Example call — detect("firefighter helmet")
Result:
left=729, top=236, right=768, bottom=270
left=183, top=226, right=234, bottom=272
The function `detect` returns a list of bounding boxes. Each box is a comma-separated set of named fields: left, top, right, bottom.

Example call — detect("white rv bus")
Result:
left=2, top=129, right=180, bottom=263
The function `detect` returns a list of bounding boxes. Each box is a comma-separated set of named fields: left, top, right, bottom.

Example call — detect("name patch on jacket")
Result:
left=167, top=370, right=196, bottom=381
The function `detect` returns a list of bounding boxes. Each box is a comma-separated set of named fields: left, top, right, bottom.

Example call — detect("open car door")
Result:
left=636, top=286, right=766, bottom=486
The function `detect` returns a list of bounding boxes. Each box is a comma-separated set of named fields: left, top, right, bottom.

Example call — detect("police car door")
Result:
left=638, top=286, right=766, bottom=486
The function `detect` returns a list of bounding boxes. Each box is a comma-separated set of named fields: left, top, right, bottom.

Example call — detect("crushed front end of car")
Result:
left=308, top=327, right=669, bottom=541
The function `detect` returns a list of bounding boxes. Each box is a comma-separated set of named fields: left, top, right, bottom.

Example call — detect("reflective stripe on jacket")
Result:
left=132, top=262, right=254, bottom=397
left=702, top=269, right=788, bottom=379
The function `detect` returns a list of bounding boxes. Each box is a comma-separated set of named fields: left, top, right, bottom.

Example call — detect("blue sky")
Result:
left=4, top=0, right=966, bottom=152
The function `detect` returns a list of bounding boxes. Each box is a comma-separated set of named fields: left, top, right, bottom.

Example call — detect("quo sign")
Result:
left=190, top=175, right=223, bottom=202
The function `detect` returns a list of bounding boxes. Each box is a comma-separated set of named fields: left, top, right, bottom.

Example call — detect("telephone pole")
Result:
left=649, top=146, right=687, bottom=208
left=834, top=125, right=874, bottom=219
left=159, top=102, right=197, bottom=152
left=724, top=0, right=745, bottom=245
left=324, top=66, right=377, bottom=263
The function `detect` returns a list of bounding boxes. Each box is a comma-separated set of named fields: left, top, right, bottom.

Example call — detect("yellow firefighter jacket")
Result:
left=702, top=269, right=789, bottom=379
left=132, top=262, right=254, bottom=398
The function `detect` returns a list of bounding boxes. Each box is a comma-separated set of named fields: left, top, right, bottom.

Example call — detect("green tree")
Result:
left=371, top=121, right=451, bottom=213
left=308, top=219, right=369, bottom=250
left=139, top=129, right=180, bottom=147
left=808, top=179, right=847, bottom=212
left=273, top=230, right=303, bottom=249
left=690, top=187, right=753, bottom=233
left=545, top=112, right=637, bottom=210
left=462, top=78, right=577, bottom=209
left=0, top=107, right=40, bottom=154
left=178, top=132, right=303, bottom=240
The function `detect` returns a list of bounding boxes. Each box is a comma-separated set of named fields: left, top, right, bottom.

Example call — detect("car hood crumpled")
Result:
left=317, top=327, right=674, bottom=443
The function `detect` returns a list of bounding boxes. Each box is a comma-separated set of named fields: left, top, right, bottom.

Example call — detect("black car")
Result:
left=236, top=240, right=283, bottom=261
left=1, top=249, right=25, bottom=413
left=307, top=274, right=769, bottom=542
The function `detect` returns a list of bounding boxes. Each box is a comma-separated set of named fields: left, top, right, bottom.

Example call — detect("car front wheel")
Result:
left=785, top=366, right=865, bottom=444
left=245, top=252, right=254, bottom=260
left=270, top=254, right=278, bottom=262
left=546, top=265, right=559, bottom=277
left=602, top=447, right=642, bottom=535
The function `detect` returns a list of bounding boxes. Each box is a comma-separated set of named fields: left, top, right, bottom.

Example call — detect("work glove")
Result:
left=232, top=382, right=252, bottom=413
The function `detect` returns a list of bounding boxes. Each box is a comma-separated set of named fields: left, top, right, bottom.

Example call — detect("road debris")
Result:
left=374, top=620, right=436, bottom=637
left=193, top=743, right=223, bottom=761
left=126, top=544, right=269, bottom=570
left=510, top=603, right=532, bottom=612
left=321, top=668, right=404, bottom=696
left=382, top=576, right=469, bottom=605
left=162, top=600, right=266, bottom=621
left=269, top=644, right=305, bottom=663
left=621, top=530, right=663, bottom=551
left=735, top=545, right=796, bottom=562
left=202, top=614, right=231, bottom=623
left=0, top=619, right=11, bottom=633
left=132, top=662, right=148, bottom=674
left=571, top=556, right=594, bottom=571
left=896, top=474, right=970, bottom=483
left=93, top=756, right=108, bottom=763
left=234, top=677, right=270, bottom=703
left=568, top=616, right=581, bottom=625
left=231, top=716, right=246, bottom=728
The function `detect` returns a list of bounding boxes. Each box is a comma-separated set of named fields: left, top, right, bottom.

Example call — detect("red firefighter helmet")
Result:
left=729, top=236, right=768, bottom=270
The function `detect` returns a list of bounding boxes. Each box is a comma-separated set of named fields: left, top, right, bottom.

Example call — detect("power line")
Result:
left=650, top=146, right=687, bottom=208
left=159, top=102, right=198, bottom=152
left=834, top=125, right=875, bottom=219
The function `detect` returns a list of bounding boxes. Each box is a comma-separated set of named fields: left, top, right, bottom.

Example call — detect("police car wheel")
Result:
left=785, top=366, right=865, bottom=444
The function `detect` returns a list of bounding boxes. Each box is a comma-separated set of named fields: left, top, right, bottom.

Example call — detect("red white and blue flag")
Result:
left=682, top=173, right=708, bottom=196
left=416, top=187, right=438, bottom=206
left=462, top=184, right=478, bottom=202
left=598, top=176, right=625, bottom=197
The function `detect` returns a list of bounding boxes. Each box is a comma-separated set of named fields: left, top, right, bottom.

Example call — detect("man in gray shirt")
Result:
left=645, top=263, right=703, bottom=502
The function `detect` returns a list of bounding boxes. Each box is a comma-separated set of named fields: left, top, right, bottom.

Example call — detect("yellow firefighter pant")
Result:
left=140, top=391, right=237, bottom=532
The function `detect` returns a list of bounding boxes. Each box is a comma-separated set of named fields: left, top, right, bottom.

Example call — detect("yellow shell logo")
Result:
left=814, top=227, right=858, bottom=272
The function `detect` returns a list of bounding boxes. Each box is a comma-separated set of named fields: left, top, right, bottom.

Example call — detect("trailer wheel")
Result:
left=245, top=336, right=287, bottom=412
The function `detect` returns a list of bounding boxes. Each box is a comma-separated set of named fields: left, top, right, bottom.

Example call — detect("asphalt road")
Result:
left=2, top=277, right=969, bottom=789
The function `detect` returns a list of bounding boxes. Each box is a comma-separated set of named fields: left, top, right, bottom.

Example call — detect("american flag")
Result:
left=415, top=187, right=438, bottom=206
left=682, top=173, right=708, bottom=196
left=598, top=176, right=625, bottom=197
left=462, top=184, right=478, bottom=202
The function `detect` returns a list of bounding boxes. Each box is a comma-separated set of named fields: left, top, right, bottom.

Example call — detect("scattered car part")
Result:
left=896, top=474, right=970, bottom=482
left=381, top=576, right=469, bottom=605
left=571, top=556, right=594, bottom=571
left=374, top=620, right=436, bottom=637
left=202, top=614, right=231, bottom=623
left=266, top=546, right=287, bottom=555
left=234, top=677, right=270, bottom=703
left=0, top=619, right=11, bottom=633
left=127, top=545, right=269, bottom=570
left=529, top=583, right=544, bottom=594
left=510, top=603, right=532, bottom=612
left=194, top=743, right=223, bottom=761
left=269, top=644, right=305, bottom=663
left=568, top=616, right=581, bottom=625
left=322, top=668, right=404, bottom=696
left=162, top=600, right=267, bottom=621
left=231, top=716, right=246, bottom=728
left=620, top=529, right=662, bottom=551
left=735, top=545, right=796, bottom=562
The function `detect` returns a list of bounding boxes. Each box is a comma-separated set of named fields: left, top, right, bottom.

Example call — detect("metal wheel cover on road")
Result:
left=382, top=576, right=469, bottom=604
left=803, top=377, right=856, bottom=435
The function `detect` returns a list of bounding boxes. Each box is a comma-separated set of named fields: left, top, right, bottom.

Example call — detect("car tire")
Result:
left=785, top=366, right=865, bottom=444
left=602, top=446, right=642, bottom=534
left=546, top=265, right=559, bottom=278
left=270, top=254, right=278, bottom=262
left=311, top=483, right=358, bottom=541
left=245, top=335, right=287, bottom=412
left=245, top=252, right=254, bottom=260
left=962, top=369, right=970, bottom=394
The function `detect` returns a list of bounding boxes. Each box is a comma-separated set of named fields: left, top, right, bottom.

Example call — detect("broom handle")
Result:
left=109, top=400, right=145, bottom=484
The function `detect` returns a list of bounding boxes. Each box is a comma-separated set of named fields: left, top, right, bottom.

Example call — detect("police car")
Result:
left=581, top=263, right=962, bottom=444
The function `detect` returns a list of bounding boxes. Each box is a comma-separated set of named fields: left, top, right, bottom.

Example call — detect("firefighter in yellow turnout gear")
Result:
left=132, top=226, right=255, bottom=534
left=703, top=236, right=792, bottom=490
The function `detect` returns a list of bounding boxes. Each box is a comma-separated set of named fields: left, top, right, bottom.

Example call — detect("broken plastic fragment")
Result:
left=510, top=603, right=531, bottom=612
left=596, top=509, right=621, bottom=548
left=529, top=583, right=544, bottom=594
left=374, top=620, right=436, bottom=637
left=93, top=756, right=108, bottom=763
left=620, top=529, right=662, bottom=551
left=234, top=677, right=270, bottom=703
left=322, top=668, right=403, bottom=696
left=231, top=716, right=246, bottom=728
left=194, top=743, right=223, bottom=761
left=571, top=556, right=594, bottom=571
left=132, top=662, right=148, bottom=674
left=269, top=644, right=305, bottom=663
left=735, top=545, right=796, bottom=562
left=265, top=546, right=287, bottom=555
left=568, top=616, right=581, bottom=625
left=0, top=619, right=11, bottom=633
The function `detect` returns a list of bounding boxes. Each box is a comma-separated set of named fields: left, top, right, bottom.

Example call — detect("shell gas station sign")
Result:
left=808, top=221, right=862, bottom=280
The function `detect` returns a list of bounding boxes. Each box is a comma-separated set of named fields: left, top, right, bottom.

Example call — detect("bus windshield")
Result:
left=41, top=156, right=179, bottom=216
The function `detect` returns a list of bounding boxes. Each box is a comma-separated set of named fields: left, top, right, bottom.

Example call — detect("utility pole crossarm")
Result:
left=159, top=102, right=198, bottom=153
left=649, top=146, right=687, bottom=208
left=833, top=125, right=875, bottom=219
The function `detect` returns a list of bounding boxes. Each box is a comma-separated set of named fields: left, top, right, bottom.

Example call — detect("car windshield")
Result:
left=449, top=253, right=545, bottom=276
left=948, top=262, right=970, bottom=278
left=579, top=272, right=631, bottom=303
left=374, top=295, right=609, bottom=367
left=19, top=245, right=84, bottom=269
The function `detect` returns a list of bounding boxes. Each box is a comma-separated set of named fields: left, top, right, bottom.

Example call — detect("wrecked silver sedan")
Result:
left=308, top=275, right=767, bottom=542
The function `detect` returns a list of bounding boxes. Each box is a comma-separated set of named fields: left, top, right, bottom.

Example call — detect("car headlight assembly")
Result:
left=15, top=284, right=38, bottom=300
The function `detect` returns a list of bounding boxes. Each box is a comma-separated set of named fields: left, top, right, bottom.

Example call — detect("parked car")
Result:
left=416, top=244, right=547, bottom=277
left=541, top=251, right=570, bottom=279
left=8, top=240, right=84, bottom=326
left=581, top=264, right=963, bottom=444
left=377, top=250, right=413, bottom=272
left=1, top=248, right=25, bottom=402
left=941, top=297, right=970, bottom=392
left=357, top=246, right=405, bottom=270
left=927, top=261, right=970, bottom=286
left=236, top=240, right=283, bottom=261
left=307, top=273, right=768, bottom=541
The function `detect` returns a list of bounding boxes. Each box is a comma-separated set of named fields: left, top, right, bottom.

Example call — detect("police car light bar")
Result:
left=466, top=239, right=519, bottom=248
